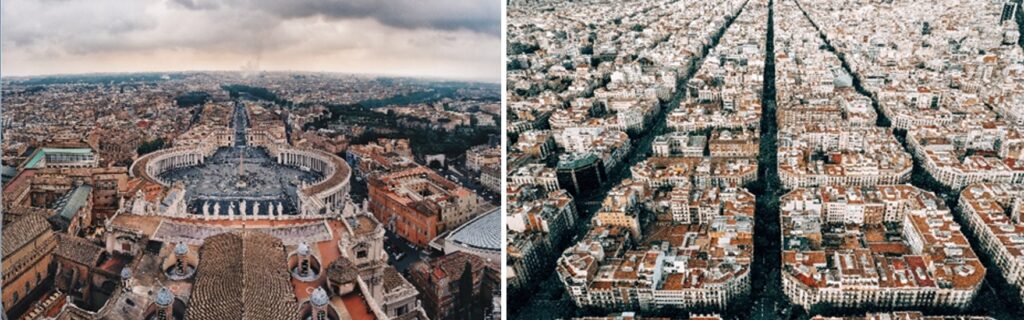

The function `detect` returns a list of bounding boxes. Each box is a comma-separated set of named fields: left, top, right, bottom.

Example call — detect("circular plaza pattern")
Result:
left=159, top=146, right=322, bottom=215
left=130, top=144, right=351, bottom=218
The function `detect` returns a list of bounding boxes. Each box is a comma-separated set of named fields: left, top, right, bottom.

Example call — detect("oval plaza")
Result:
left=128, top=108, right=350, bottom=220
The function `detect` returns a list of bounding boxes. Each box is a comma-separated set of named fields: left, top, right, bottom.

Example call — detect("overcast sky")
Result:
left=1, top=0, right=500, bottom=82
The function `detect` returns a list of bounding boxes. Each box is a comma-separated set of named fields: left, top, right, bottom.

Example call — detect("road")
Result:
left=385, top=230, right=436, bottom=272
left=233, top=100, right=249, bottom=146
left=792, top=0, right=1024, bottom=317
left=747, top=1, right=788, bottom=318
left=510, top=1, right=750, bottom=318
left=511, top=0, right=1024, bottom=318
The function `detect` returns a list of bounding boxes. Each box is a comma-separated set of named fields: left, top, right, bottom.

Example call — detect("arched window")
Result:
left=355, top=243, right=369, bottom=259
left=12, top=291, right=19, bottom=304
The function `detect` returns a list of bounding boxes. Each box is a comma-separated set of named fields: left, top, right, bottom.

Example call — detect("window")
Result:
left=355, top=243, right=369, bottom=259
left=25, top=282, right=31, bottom=294
left=12, top=291, right=19, bottom=304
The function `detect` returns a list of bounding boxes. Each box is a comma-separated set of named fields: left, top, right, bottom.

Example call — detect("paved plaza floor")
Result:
left=159, top=146, right=322, bottom=215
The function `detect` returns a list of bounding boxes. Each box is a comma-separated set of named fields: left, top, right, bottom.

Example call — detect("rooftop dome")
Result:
left=310, top=287, right=329, bottom=307
left=120, top=267, right=133, bottom=280
left=174, top=243, right=189, bottom=255
left=446, top=208, right=501, bottom=251
left=298, top=242, right=311, bottom=256
left=155, top=287, right=174, bottom=307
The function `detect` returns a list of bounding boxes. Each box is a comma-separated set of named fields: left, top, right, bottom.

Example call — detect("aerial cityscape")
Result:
left=0, top=72, right=502, bottom=320
left=8, top=0, right=1024, bottom=319
left=506, top=0, right=1024, bottom=319
left=0, top=0, right=500, bottom=319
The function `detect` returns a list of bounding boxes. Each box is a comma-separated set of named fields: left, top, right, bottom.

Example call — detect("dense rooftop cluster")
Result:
left=505, top=0, right=754, bottom=304
left=557, top=183, right=755, bottom=310
left=957, top=183, right=1024, bottom=305
left=800, top=0, right=1024, bottom=190
left=665, top=1, right=766, bottom=134
left=1, top=82, right=192, bottom=167
left=511, top=0, right=1024, bottom=318
left=508, top=0, right=770, bottom=313
left=781, top=185, right=984, bottom=309
left=774, top=0, right=912, bottom=190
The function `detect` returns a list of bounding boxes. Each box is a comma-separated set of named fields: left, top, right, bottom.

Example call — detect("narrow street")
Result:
left=793, top=0, right=1024, bottom=317
left=511, top=1, right=752, bottom=318
left=514, top=1, right=1024, bottom=319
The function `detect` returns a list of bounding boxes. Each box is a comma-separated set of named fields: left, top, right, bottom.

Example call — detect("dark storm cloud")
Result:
left=171, top=0, right=220, bottom=10
left=2, top=2, right=156, bottom=48
left=1, top=0, right=500, bottom=81
left=180, top=0, right=500, bottom=35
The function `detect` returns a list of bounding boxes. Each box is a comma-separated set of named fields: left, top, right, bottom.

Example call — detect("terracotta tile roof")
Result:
left=326, top=256, right=359, bottom=285
left=382, top=266, right=411, bottom=293
left=433, top=251, right=486, bottom=281
left=2, top=214, right=52, bottom=256
left=2, top=169, right=35, bottom=195
left=54, top=234, right=104, bottom=266
left=186, top=231, right=299, bottom=320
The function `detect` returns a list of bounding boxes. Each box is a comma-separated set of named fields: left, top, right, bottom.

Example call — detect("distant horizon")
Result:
left=0, top=69, right=502, bottom=85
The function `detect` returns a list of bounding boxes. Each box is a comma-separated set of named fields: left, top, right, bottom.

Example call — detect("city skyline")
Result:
left=0, top=0, right=501, bottom=82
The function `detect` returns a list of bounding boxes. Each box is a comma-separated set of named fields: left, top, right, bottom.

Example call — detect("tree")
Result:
left=474, top=269, right=494, bottom=319
left=136, top=138, right=165, bottom=156
left=508, top=42, right=540, bottom=55
left=456, top=262, right=475, bottom=320
left=174, top=91, right=211, bottom=108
